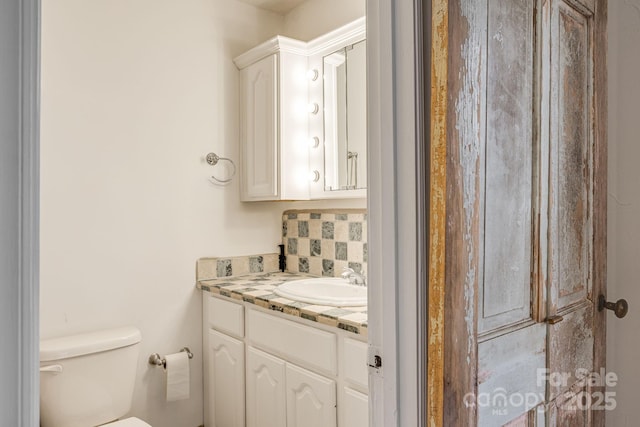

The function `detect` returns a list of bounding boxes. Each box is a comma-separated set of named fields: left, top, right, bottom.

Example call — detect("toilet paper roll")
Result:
left=165, top=351, right=190, bottom=402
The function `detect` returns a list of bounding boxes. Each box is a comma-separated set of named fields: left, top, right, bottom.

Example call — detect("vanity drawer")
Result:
left=247, top=309, right=337, bottom=375
left=209, top=296, right=244, bottom=338
left=342, top=338, right=368, bottom=389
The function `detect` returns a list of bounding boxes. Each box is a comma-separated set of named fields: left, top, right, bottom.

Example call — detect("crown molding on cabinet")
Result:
left=233, top=17, right=366, bottom=70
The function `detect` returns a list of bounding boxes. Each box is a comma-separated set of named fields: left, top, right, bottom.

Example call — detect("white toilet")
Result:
left=40, top=326, right=152, bottom=427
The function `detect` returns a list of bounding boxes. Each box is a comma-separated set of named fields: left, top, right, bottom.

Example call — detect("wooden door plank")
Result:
left=479, top=0, right=537, bottom=334
left=443, top=1, right=608, bottom=426
left=428, top=0, right=448, bottom=426
left=548, top=0, right=594, bottom=315
left=590, top=1, right=607, bottom=426
left=547, top=304, right=594, bottom=400
left=546, top=380, right=591, bottom=426
left=478, top=325, right=546, bottom=426
left=444, top=0, right=487, bottom=424
left=545, top=0, right=597, bottom=407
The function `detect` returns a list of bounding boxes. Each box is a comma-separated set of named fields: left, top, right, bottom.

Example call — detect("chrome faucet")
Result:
left=341, top=267, right=366, bottom=286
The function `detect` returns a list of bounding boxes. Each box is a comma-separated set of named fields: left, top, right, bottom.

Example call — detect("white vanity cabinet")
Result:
left=246, top=346, right=336, bottom=427
left=285, top=363, right=336, bottom=427
left=340, top=338, right=369, bottom=427
left=342, top=388, right=368, bottom=427
left=246, top=309, right=337, bottom=427
left=234, top=38, right=310, bottom=202
left=202, top=293, right=368, bottom=427
left=246, top=347, right=286, bottom=427
left=208, top=330, right=245, bottom=427
left=205, top=296, right=246, bottom=427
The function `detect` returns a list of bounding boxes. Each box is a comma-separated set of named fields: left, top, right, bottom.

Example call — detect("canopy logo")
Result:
left=463, top=368, right=618, bottom=416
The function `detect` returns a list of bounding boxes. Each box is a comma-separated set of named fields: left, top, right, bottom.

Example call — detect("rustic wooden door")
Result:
left=443, top=0, right=609, bottom=425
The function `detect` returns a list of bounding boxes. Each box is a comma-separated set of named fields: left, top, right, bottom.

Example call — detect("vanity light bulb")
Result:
left=309, top=137, right=320, bottom=148
left=307, top=103, right=319, bottom=114
left=309, top=170, right=320, bottom=182
left=307, top=69, right=319, bottom=81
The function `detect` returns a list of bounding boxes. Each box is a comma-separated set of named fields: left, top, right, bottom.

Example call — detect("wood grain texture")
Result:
left=444, top=0, right=484, bottom=424
left=550, top=1, right=592, bottom=312
left=428, top=0, right=448, bottom=426
left=443, top=1, right=607, bottom=425
left=544, top=1, right=605, bottom=425
left=503, top=411, right=531, bottom=427
left=547, top=380, right=591, bottom=426
left=590, top=1, right=607, bottom=426
left=478, top=325, right=546, bottom=426
left=479, top=0, right=536, bottom=334
left=548, top=304, right=594, bottom=400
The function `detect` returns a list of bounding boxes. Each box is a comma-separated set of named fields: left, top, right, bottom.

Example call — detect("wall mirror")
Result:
left=306, top=17, right=365, bottom=199
left=322, top=39, right=367, bottom=191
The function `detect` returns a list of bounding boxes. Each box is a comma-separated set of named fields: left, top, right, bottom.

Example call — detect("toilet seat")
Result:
left=103, top=417, right=152, bottom=427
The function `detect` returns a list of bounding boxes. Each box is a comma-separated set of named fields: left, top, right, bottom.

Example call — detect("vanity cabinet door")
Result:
left=246, top=346, right=287, bottom=427
left=341, top=387, right=368, bottom=427
left=286, top=363, right=337, bottom=427
left=208, top=330, right=245, bottom=427
left=239, top=54, right=279, bottom=201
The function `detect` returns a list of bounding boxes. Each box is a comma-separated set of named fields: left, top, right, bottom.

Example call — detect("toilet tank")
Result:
left=40, top=327, right=142, bottom=427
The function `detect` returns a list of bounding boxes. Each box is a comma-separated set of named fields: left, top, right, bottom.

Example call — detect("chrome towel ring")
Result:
left=206, top=152, right=236, bottom=184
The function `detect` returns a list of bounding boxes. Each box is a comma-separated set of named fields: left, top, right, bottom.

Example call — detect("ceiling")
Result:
left=236, top=0, right=307, bottom=14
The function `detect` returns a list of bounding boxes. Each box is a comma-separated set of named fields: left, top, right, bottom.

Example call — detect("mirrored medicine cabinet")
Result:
left=234, top=18, right=366, bottom=201
left=322, top=40, right=367, bottom=193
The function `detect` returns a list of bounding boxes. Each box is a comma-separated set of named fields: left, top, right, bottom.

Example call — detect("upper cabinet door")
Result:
left=236, top=37, right=311, bottom=202
left=240, top=54, right=279, bottom=201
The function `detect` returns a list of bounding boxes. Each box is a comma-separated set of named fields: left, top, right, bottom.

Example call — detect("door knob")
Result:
left=598, top=295, right=629, bottom=318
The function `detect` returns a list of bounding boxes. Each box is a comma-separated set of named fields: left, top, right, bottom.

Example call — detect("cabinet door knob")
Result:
left=598, top=295, right=629, bottom=318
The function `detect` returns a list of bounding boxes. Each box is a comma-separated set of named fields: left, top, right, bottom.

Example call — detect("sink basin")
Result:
left=273, top=278, right=367, bottom=307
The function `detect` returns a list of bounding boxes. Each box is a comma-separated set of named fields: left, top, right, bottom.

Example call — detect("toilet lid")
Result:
left=104, top=417, right=152, bottom=427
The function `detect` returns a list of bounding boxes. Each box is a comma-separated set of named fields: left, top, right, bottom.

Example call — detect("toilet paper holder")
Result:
left=148, top=347, right=193, bottom=369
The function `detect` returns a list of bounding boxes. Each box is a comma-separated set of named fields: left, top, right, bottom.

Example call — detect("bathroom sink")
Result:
left=273, top=278, right=367, bottom=307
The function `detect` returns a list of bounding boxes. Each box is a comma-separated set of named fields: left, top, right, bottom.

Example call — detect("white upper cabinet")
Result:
left=239, top=54, right=279, bottom=200
left=234, top=18, right=366, bottom=202
left=236, top=38, right=310, bottom=201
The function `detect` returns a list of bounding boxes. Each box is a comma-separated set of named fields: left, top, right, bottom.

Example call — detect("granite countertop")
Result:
left=197, top=271, right=368, bottom=337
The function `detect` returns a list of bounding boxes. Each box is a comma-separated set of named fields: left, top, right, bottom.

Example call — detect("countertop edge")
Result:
left=197, top=272, right=368, bottom=338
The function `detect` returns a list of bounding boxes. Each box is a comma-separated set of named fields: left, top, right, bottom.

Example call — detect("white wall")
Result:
left=40, top=0, right=365, bottom=426
left=607, top=1, right=640, bottom=425
left=282, top=0, right=366, bottom=41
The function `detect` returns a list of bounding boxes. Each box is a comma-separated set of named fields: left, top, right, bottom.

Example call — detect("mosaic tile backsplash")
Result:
left=197, top=253, right=280, bottom=281
left=283, top=210, right=367, bottom=278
